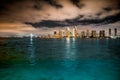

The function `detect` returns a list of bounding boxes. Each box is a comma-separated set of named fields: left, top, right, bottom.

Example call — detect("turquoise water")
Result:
left=0, top=38, right=120, bottom=80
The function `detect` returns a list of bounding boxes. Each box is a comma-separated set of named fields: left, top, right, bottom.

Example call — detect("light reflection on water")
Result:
left=0, top=38, right=120, bottom=80
left=64, top=38, right=76, bottom=60
left=62, top=38, right=78, bottom=73
left=27, top=37, right=36, bottom=66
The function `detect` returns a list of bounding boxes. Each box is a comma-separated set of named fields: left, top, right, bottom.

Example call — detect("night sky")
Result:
left=0, top=0, right=120, bottom=36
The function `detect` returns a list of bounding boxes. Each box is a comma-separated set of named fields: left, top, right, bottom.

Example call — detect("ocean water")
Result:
left=0, top=38, right=120, bottom=80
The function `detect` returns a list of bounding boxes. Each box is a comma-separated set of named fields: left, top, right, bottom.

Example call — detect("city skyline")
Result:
left=0, top=0, right=120, bottom=36
left=3, top=26, right=118, bottom=39
left=40, top=27, right=119, bottom=38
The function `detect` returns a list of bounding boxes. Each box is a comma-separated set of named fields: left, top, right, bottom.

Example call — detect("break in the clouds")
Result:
left=0, top=0, right=120, bottom=36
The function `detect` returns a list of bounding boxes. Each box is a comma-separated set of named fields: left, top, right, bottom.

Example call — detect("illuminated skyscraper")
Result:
left=99, top=30, right=105, bottom=38
left=30, top=33, right=34, bottom=41
left=109, top=28, right=111, bottom=37
left=53, top=30, right=59, bottom=38
left=72, top=28, right=75, bottom=37
left=114, top=28, right=117, bottom=36
left=62, top=30, right=65, bottom=37
left=74, top=26, right=78, bottom=37
left=81, top=31, right=85, bottom=38
left=58, top=29, right=63, bottom=38
left=91, top=30, right=97, bottom=38
left=54, top=31, right=57, bottom=35
left=86, top=29, right=90, bottom=38
left=103, top=30, right=105, bottom=37
left=66, top=27, right=70, bottom=37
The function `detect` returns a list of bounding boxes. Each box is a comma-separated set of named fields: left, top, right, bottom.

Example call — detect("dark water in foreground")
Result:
left=0, top=38, right=120, bottom=80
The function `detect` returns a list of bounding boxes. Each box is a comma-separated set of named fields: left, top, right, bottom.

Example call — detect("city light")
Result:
left=38, top=27, right=119, bottom=39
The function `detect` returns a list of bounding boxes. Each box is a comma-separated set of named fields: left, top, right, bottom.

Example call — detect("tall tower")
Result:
left=86, top=29, right=89, bottom=38
left=103, top=30, right=105, bottom=37
left=81, top=31, right=85, bottom=38
left=74, top=26, right=78, bottom=37
left=58, top=29, right=63, bottom=38
left=66, top=27, right=70, bottom=37
left=99, top=30, right=105, bottom=38
left=109, top=28, right=111, bottom=37
left=72, top=28, right=75, bottom=37
left=91, top=30, right=97, bottom=38
left=54, top=30, right=58, bottom=38
left=114, top=28, right=117, bottom=36
left=54, top=31, right=57, bottom=35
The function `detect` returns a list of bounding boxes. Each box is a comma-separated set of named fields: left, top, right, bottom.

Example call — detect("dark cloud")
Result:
left=0, top=0, right=24, bottom=12
left=0, top=0, right=25, bottom=6
left=0, top=0, right=63, bottom=12
left=103, top=7, right=113, bottom=12
left=33, top=4, right=41, bottom=10
left=67, top=13, right=120, bottom=25
left=96, top=13, right=103, bottom=16
left=116, top=0, right=120, bottom=9
left=103, top=5, right=120, bottom=12
left=0, top=0, right=11, bottom=11
left=33, top=0, right=42, bottom=10
left=26, top=13, right=120, bottom=28
left=0, top=0, right=16, bottom=4
left=25, top=20, right=70, bottom=28
left=70, top=0, right=85, bottom=8
left=44, top=0, right=63, bottom=9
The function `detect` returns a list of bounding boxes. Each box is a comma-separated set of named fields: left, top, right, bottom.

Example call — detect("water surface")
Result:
left=0, top=38, right=120, bottom=80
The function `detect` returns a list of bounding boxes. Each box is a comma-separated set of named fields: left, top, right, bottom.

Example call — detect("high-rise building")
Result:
left=58, top=30, right=63, bottom=38
left=91, top=30, right=97, bottom=38
left=114, top=28, right=117, bottom=36
left=86, top=29, right=90, bottom=38
left=81, top=31, right=85, bottom=38
left=74, top=26, right=78, bottom=37
left=66, top=27, right=70, bottom=37
left=99, top=30, right=105, bottom=38
left=62, top=30, right=65, bottom=37
left=109, top=28, right=111, bottom=37
left=103, top=30, right=105, bottom=37
left=54, top=31, right=57, bottom=36
left=53, top=30, right=59, bottom=38
left=72, top=28, right=75, bottom=37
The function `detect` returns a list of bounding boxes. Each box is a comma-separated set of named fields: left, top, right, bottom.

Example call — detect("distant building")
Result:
left=48, top=34, right=52, bottom=38
left=86, top=29, right=90, bottom=38
left=109, top=28, right=111, bottom=37
left=81, top=31, right=85, bottom=38
left=53, top=30, right=59, bottom=38
left=72, top=28, right=75, bottom=37
left=74, top=26, right=78, bottom=37
left=47, top=27, right=119, bottom=39
left=103, top=30, right=105, bottom=37
left=99, top=30, right=105, bottom=38
left=114, top=28, right=117, bottom=36
left=62, top=30, right=65, bottom=37
left=66, top=27, right=70, bottom=37
left=91, top=30, right=97, bottom=38
left=54, top=31, right=57, bottom=36
left=58, top=30, right=63, bottom=38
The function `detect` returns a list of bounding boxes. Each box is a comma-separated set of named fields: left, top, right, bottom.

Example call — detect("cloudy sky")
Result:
left=0, top=0, right=120, bottom=36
